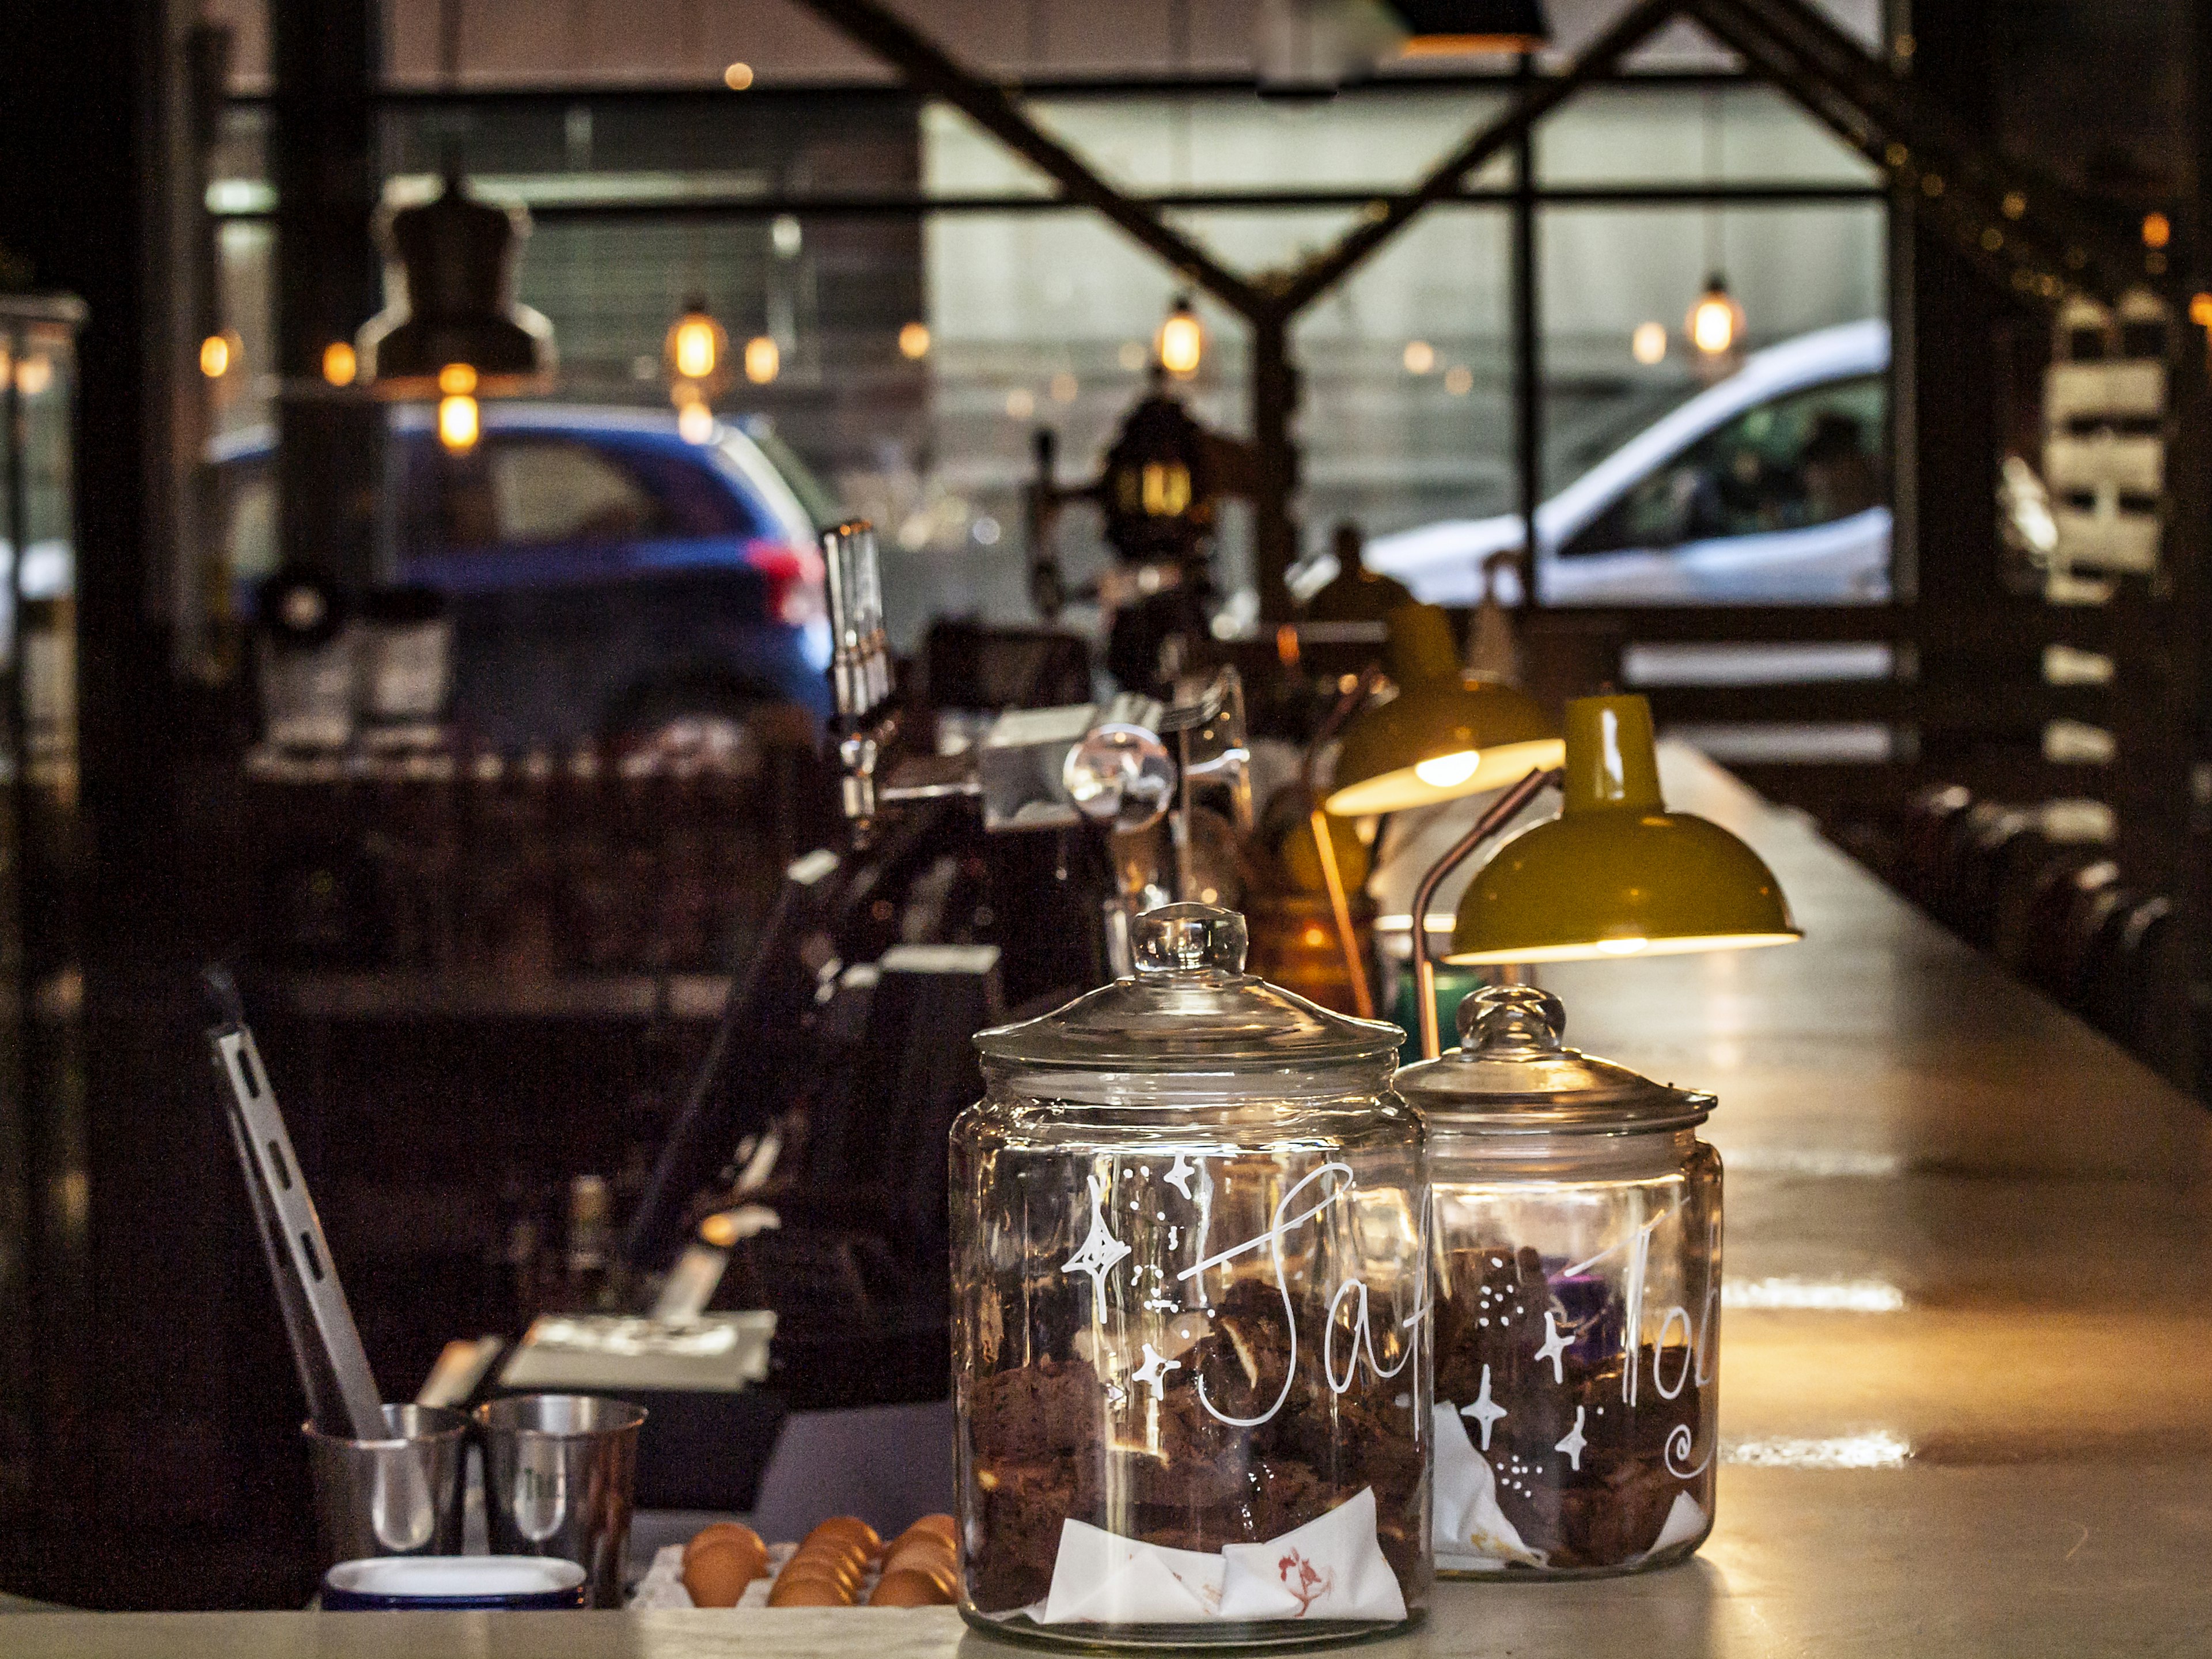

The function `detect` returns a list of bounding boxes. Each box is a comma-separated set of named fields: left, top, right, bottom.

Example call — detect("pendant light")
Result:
left=1385, top=0, right=1548, bottom=55
left=1687, top=276, right=1744, bottom=357
left=1156, top=295, right=1205, bottom=378
left=356, top=166, right=555, bottom=399
left=1687, top=89, right=1743, bottom=361
left=665, top=294, right=731, bottom=443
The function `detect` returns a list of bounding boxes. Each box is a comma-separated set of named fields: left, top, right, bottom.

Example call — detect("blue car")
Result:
left=215, top=404, right=836, bottom=750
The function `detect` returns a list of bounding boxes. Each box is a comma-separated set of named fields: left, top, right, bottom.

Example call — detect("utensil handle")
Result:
left=213, top=1025, right=387, bottom=1441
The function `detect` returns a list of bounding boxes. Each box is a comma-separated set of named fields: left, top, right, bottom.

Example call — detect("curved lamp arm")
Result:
left=1410, top=764, right=1560, bottom=1059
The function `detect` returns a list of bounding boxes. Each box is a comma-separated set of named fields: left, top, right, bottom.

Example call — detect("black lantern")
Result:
left=357, top=170, right=554, bottom=396
left=1099, top=376, right=1215, bottom=567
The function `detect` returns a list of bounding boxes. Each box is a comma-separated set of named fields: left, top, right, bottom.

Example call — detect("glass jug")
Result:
left=1395, top=985, right=1721, bottom=1578
left=952, top=903, right=1430, bottom=1647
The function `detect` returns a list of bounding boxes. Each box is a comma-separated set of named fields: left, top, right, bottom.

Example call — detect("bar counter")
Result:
left=11, top=748, right=2211, bottom=1656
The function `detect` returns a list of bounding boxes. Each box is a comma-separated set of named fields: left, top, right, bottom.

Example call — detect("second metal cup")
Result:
left=475, top=1393, right=646, bottom=1609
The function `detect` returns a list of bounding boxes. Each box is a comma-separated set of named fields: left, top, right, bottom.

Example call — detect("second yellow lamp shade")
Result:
left=1446, top=694, right=1801, bottom=964
left=1324, top=603, right=1562, bottom=816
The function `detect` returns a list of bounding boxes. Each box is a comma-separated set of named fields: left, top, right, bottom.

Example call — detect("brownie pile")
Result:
left=1434, top=1243, right=1707, bottom=1570
left=964, top=1281, right=1426, bottom=1613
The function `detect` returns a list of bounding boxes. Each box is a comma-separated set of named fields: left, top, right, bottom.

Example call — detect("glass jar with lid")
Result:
left=953, top=903, right=1430, bottom=1647
left=1395, top=984, right=1720, bottom=1578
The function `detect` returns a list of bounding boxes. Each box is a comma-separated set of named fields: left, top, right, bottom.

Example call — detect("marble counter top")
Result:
left=10, top=748, right=2207, bottom=1655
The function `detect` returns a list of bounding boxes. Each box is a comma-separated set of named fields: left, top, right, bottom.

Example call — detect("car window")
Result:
left=221, top=459, right=279, bottom=582
left=489, top=439, right=670, bottom=546
left=1562, top=376, right=1886, bottom=558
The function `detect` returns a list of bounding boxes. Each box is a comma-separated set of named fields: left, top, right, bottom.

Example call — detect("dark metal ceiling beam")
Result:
left=1270, top=0, right=1682, bottom=317
left=785, top=0, right=1267, bottom=317
left=1684, top=0, right=2161, bottom=304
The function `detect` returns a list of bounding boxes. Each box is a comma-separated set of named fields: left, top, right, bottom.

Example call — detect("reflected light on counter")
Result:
left=1631, top=321, right=1668, bottom=364
left=1593, top=937, right=1649, bottom=956
left=1412, top=750, right=1482, bottom=790
left=322, top=340, right=357, bottom=386
left=437, top=393, right=479, bottom=452
left=677, top=399, right=715, bottom=444
left=743, top=335, right=779, bottom=384
left=1723, top=1277, right=1906, bottom=1313
left=1726, top=1430, right=1910, bottom=1469
left=898, top=321, right=931, bottom=359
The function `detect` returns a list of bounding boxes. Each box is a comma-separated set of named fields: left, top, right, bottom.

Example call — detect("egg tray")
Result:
left=631, top=1540, right=937, bottom=1611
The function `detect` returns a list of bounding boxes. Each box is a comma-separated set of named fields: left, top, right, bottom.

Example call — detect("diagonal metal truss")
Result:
left=788, top=0, right=2177, bottom=615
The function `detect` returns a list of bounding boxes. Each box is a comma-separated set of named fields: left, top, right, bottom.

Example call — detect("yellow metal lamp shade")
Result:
left=1446, top=694, right=1800, bottom=964
left=1324, top=603, right=1562, bottom=816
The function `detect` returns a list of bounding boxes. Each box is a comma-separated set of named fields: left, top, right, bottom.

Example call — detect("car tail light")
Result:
left=745, top=539, right=828, bottom=629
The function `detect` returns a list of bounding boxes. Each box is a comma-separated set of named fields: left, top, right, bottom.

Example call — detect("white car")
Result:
left=1351, top=319, right=1891, bottom=606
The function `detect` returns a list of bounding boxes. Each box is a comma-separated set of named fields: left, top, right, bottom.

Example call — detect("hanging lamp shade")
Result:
left=1324, top=603, right=1561, bottom=815
left=358, top=171, right=554, bottom=396
left=1385, top=0, right=1549, bottom=54
left=1446, top=693, right=1800, bottom=963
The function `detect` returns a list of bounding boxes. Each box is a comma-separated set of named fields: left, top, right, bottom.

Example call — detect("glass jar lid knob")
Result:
left=1457, top=983, right=1566, bottom=1055
left=1133, top=903, right=1248, bottom=978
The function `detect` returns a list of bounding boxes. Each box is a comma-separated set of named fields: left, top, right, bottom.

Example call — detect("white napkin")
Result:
left=1039, top=1487, right=1403, bottom=1625
left=1645, top=1491, right=1707, bottom=1556
left=1432, top=1402, right=1546, bottom=1570
left=1043, top=1522, right=1224, bottom=1623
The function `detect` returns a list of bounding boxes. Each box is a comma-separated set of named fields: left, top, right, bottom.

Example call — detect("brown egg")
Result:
left=905, top=1514, right=958, bottom=1547
left=683, top=1538, right=764, bottom=1608
left=887, top=1555, right=958, bottom=1600
left=805, top=1516, right=881, bottom=1558
left=684, top=1521, right=764, bottom=1568
left=783, top=1549, right=863, bottom=1590
left=800, top=1539, right=869, bottom=1574
left=768, top=1571, right=853, bottom=1607
left=881, top=1539, right=955, bottom=1581
left=778, top=1559, right=862, bottom=1597
left=869, top=1567, right=955, bottom=1607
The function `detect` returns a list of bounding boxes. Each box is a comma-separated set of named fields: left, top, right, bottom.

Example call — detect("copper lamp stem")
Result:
left=1301, top=662, right=1388, bottom=1021
left=1411, top=765, right=1559, bottom=1060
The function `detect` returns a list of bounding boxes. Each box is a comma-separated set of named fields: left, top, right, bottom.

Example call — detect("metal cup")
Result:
left=475, top=1393, right=647, bottom=1609
left=302, top=1403, right=468, bottom=1573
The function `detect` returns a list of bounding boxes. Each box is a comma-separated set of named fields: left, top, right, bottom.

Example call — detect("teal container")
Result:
left=1390, top=963, right=1487, bottom=1065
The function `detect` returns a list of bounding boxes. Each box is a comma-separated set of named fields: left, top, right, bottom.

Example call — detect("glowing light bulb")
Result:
left=1594, top=937, right=1649, bottom=956
left=672, top=316, right=718, bottom=380
left=1413, top=751, right=1482, bottom=790
left=1403, top=339, right=1435, bottom=374
left=199, top=334, right=232, bottom=378
left=1157, top=298, right=1203, bottom=377
left=677, top=400, right=715, bottom=444
left=438, top=393, right=479, bottom=452
left=897, top=321, right=931, bottom=359
left=438, top=362, right=478, bottom=396
left=1631, top=321, right=1668, bottom=365
left=722, top=62, right=754, bottom=90
left=321, top=340, right=357, bottom=386
left=743, top=335, right=779, bottom=384
left=1687, top=279, right=1743, bottom=357
left=2142, top=212, right=2171, bottom=250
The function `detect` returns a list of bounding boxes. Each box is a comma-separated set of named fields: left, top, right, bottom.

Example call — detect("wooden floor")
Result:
left=11, top=745, right=2210, bottom=1656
